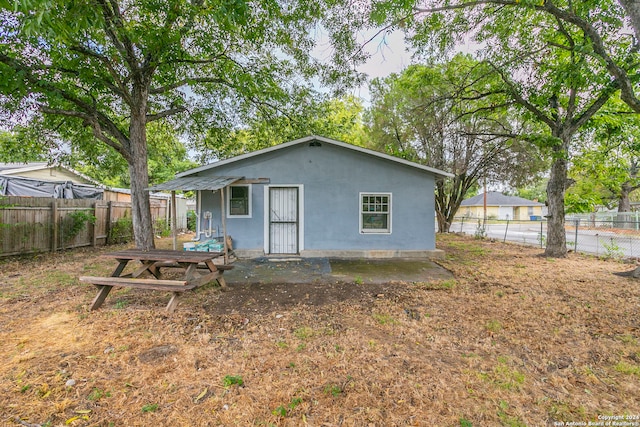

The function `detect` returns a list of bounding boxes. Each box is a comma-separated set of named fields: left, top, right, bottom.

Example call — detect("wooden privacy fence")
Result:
left=0, top=196, right=170, bottom=257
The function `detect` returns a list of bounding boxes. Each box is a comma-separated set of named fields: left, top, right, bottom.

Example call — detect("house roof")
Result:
left=176, top=135, right=455, bottom=179
left=0, top=162, right=50, bottom=174
left=461, top=191, right=544, bottom=207
left=0, top=162, right=102, bottom=186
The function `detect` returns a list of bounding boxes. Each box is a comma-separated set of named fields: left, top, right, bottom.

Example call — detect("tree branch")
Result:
left=409, top=0, right=640, bottom=112
left=39, top=106, right=131, bottom=161
left=488, top=61, right=555, bottom=128
left=149, top=77, right=227, bottom=95
left=572, top=80, right=619, bottom=131
left=146, top=106, right=187, bottom=122
left=70, top=45, right=132, bottom=105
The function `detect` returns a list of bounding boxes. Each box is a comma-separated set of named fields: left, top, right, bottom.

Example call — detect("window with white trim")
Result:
left=227, top=185, right=251, bottom=217
left=360, top=193, right=391, bottom=233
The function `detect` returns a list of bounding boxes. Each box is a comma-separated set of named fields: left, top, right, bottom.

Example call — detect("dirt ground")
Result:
left=1, top=234, right=639, bottom=427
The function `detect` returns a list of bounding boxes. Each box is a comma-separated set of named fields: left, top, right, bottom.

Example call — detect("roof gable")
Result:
left=177, top=135, right=454, bottom=178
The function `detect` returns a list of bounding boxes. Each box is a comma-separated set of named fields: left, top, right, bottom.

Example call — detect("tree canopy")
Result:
left=0, top=0, right=361, bottom=249
left=367, top=0, right=631, bottom=256
left=201, top=95, right=367, bottom=161
left=364, top=54, right=546, bottom=232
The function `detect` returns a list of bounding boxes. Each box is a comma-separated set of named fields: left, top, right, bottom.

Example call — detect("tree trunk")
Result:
left=544, top=138, right=569, bottom=257
left=436, top=210, right=450, bottom=232
left=618, top=181, right=632, bottom=212
left=129, top=100, right=155, bottom=251
left=435, top=180, right=452, bottom=233
left=619, top=0, right=640, bottom=44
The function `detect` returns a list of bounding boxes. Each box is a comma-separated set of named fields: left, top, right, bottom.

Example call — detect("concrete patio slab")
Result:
left=223, top=257, right=453, bottom=285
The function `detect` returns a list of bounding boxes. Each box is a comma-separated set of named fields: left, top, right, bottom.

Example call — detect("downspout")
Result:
left=194, top=190, right=202, bottom=241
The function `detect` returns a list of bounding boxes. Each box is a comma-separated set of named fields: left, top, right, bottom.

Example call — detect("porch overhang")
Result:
left=147, top=176, right=244, bottom=192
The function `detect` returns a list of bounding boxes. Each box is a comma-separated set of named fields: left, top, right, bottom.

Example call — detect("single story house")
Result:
left=460, top=191, right=546, bottom=220
left=151, top=136, right=453, bottom=258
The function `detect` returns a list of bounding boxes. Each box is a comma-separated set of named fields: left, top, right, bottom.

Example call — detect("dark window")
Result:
left=229, top=186, right=250, bottom=216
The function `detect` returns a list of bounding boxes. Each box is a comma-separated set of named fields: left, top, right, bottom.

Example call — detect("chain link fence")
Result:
left=451, top=214, right=640, bottom=259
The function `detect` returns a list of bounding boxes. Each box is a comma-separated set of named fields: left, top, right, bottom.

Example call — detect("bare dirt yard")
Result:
left=1, top=234, right=639, bottom=427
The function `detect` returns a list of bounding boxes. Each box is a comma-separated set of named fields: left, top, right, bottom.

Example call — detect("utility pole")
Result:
left=483, top=176, right=487, bottom=229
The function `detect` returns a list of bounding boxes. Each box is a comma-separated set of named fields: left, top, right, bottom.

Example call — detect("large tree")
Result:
left=0, top=0, right=359, bottom=249
left=369, top=0, right=626, bottom=256
left=201, top=95, right=367, bottom=161
left=365, top=55, right=545, bottom=232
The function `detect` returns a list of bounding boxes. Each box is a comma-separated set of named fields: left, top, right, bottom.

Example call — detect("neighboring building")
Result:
left=460, top=191, right=546, bottom=220
left=151, top=135, right=453, bottom=258
left=0, top=162, right=103, bottom=199
left=0, top=162, right=98, bottom=184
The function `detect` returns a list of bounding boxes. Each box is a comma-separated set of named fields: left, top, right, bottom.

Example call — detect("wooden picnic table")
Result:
left=80, top=249, right=233, bottom=313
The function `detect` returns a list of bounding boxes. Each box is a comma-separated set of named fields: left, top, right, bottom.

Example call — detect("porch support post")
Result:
left=220, top=187, right=229, bottom=263
left=171, top=190, right=177, bottom=250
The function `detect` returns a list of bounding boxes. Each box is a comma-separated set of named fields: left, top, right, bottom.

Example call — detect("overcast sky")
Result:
left=353, top=30, right=413, bottom=104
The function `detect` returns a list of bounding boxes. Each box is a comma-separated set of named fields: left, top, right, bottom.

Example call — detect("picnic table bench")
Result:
left=80, top=249, right=233, bottom=313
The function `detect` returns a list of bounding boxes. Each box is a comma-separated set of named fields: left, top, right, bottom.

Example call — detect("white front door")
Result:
left=269, top=187, right=298, bottom=254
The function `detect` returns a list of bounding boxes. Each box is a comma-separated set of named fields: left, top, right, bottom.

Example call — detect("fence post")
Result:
left=574, top=219, right=579, bottom=252
left=92, top=201, right=98, bottom=248
left=106, top=201, right=113, bottom=244
left=503, top=219, right=509, bottom=243
left=51, top=199, right=58, bottom=253
left=460, top=217, right=464, bottom=232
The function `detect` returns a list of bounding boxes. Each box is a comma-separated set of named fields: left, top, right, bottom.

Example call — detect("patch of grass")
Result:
left=615, top=334, right=638, bottom=345
left=497, top=400, right=526, bottom=427
left=372, top=313, right=397, bottom=325
left=38, top=271, right=77, bottom=288
left=354, top=275, right=363, bottom=285
left=272, top=397, right=303, bottom=417
left=415, top=279, right=457, bottom=290
left=459, top=418, right=473, bottom=427
left=323, top=384, right=342, bottom=397
left=545, top=398, right=587, bottom=423
left=114, top=300, right=128, bottom=309
left=446, top=240, right=489, bottom=256
left=478, top=357, right=525, bottom=391
left=485, top=320, right=503, bottom=333
left=222, top=375, right=244, bottom=388
left=293, top=327, right=314, bottom=340
left=87, top=387, right=111, bottom=401
left=615, top=361, right=640, bottom=377
left=276, top=340, right=288, bottom=349
left=142, top=403, right=159, bottom=413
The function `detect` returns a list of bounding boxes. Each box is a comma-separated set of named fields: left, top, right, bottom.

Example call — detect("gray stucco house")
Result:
left=156, top=136, right=453, bottom=258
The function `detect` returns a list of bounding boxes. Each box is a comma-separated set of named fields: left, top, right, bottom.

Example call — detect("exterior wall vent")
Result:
left=309, top=141, right=322, bottom=147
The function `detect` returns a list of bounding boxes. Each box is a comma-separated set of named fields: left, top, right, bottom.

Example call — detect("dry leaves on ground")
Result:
left=0, top=234, right=639, bottom=426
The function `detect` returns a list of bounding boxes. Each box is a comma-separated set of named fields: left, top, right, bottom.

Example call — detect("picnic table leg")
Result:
left=203, top=259, right=228, bottom=290
left=111, top=260, right=129, bottom=277
left=166, top=292, right=181, bottom=313
left=90, top=285, right=113, bottom=310
left=216, top=275, right=228, bottom=290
